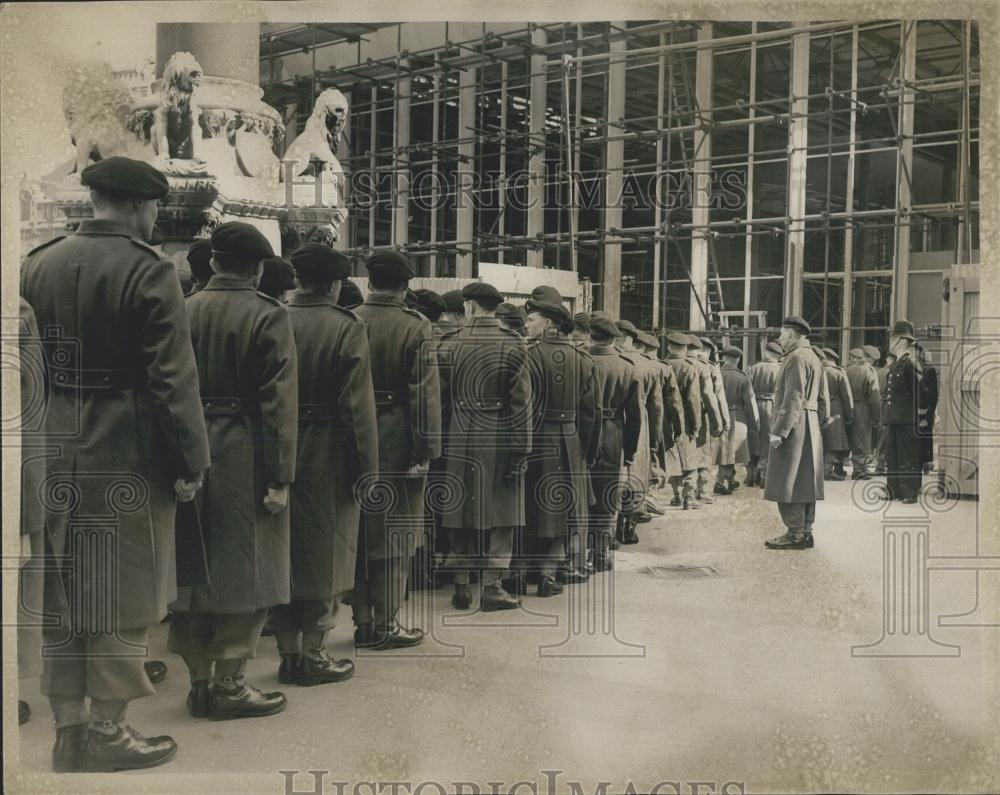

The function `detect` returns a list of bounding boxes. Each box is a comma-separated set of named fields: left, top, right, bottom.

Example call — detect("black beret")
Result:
left=815, top=347, right=828, bottom=361
left=291, top=243, right=351, bottom=283
left=462, top=281, right=504, bottom=308
left=766, top=341, right=784, bottom=355
left=822, top=347, right=839, bottom=361
left=782, top=315, right=811, bottom=335
left=666, top=332, right=689, bottom=346
left=637, top=332, right=659, bottom=349
left=863, top=345, right=881, bottom=361
left=526, top=285, right=570, bottom=324
left=685, top=335, right=703, bottom=350
left=81, top=156, right=169, bottom=200
left=496, top=302, right=527, bottom=323
left=615, top=319, right=639, bottom=339
left=589, top=316, right=622, bottom=338
left=404, top=288, right=419, bottom=308
left=573, top=312, right=590, bottom=333
left=722, top=345, right=742, bottom=358
left=365, top=249, right=414, bottom=281
left=338, top=279, right=364, bottom=308
left=280, top=224, right=302, bottom=256
left=211, top=221, right=274, bottom=263
left=413, top=289, right=447, bottom=322
left=187, top=239, right=214, bottom=283
left=849, top=347, right=865, bottom=359
left=697, top=337, right=715, bottom=352
left=441, top=289, right=465, bottom=315
left=258, top=257, right=295, bottom=298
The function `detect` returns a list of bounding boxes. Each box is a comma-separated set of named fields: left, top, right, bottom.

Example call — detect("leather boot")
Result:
left=143, top=660, right=167, bottom=685
left=52, top=723, right=88, bottom=773
left=371, top=622, right=425, bottom=649
left=670, top=495, right=682, bottom=507
left=713, top=482, right=730, bottom=495
left=537, top=575, right=564, bottom=597
left=683, top=495, right=701, bottom=510
left=186, top=680, right=212, bottom=718
left=211, top=679, right=287, bottom=720
left=354, top=623, right=375, bottom=648
left=501, top=573, right=527, bottom=596
left=804, top=533, right=814, bottom=549
left=80, top=724, right=177, bottom=772
left=298, top=650, right=355, bottom=685
left=622, top=520, right=639, bottom=545
left=764, top=531, right=807, bottom=550
left=556, top=566, right=588, bottom=584
left=18, top=699, right=30, bottom=725
left=278, top=653, right=300, bottom=685
left=452, top=583, right=472, bottom=610
left=480, top=584, right=520, bottom=611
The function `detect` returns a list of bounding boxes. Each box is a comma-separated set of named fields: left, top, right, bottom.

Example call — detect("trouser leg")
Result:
left=536, top=536, right=564, bottom=579
left=885, top=425, right=900, bottom=499
left=351, top=542, right=373, bottom=627
left=777, top=502, right=806, bottom=533
left=300, top=599, right=338, bottom=655
left=369, top=557, right=407, bottom=628
left=269, top=601, right=304, bottom=655
left=483, top=527, right=514, bottom=587
left=804, top=502, right=816, bottom=533
left=208, top=609, right=269, bottom=685
left=167, top=611, right=215, bottom=684
left=43, top=631, right=88, bottom=729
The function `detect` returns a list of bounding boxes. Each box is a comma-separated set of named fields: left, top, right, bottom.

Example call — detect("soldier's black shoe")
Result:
left=501, top=574, right=527, bottom=596
left=804, top=533, right=814, bottom=549
left=635, top=512, right=653, bottom=524
left=186, top=680, right=212, bottom=718
left=827, top=472, right=846, bottom=481
left=609, top=538, right=621, bottom=550
left=622, top=528, right=639, bottom=544
left=52, top=723, right=88, bottom=772
left=556, top=567, right=588, bottom=584
left=537, top=576, right=564, bottom=597
left=481, top=585, right=520, bottom=612
left=371, top=623, right=425, bottom=650
left=210, top=680, right=286, bottom=720
left=592, top=555, right=614, bottom=572
left=278, top=653, right=300, bottom=685
left=354, top=624, right=375, bottom=648
left=80, top=724, right=177, bottom=772
left=670, top=495, right=682, bottom=507
left=698, top=493, right=715, bottom=504
left=730, top=480, right=741, bottom=490
left=764, top=532, right=807, bottom=550
left=713, top=482, right=730, bottom=495
left=298, top=651, right=354, bottom=685
left=144, top=660, right=167, bottom=685
left=682, top=496, right=701, bottom=510
left=452, top=584, right=472, bottom=610
left=18, top=699, right=30, bottom=725
left=901, top=496, right=918, bottom=504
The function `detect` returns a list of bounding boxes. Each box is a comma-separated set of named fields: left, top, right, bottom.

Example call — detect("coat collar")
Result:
left=470, top=316, right=501, bottom=327
left=363, top=294, right=405, bottom=308
left=589, top=343, right=616, bottom=355
left=783, top=338, right=812, bottom=354
left=75, top=219, right=143, bottom=239
left=289, top=292, right=336, bottom=308
left=205, top=273, right=257, bottom=291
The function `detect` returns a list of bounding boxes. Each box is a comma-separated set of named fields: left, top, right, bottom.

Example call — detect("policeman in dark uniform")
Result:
left=21, top=157, right=210, bottom=772
left=882, top=320, right=923, bottom=502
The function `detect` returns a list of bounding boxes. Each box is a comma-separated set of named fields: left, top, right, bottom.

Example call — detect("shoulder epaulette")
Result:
left=253, top=291, right=284, bottom=307
left=401, top=306, right=425, bottom=321
left=618, top=352, right=637, bottom=365
left=328, top=303, right=360, bottom=321
left=439, top=327, right=461, bottom=339
left=25, top=236, right=66, bottom=257
left=128, top=237, right=161, bottom=257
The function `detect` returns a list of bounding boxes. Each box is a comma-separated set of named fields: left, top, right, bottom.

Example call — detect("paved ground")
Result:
left=10, top=474, right=1000, bottom=794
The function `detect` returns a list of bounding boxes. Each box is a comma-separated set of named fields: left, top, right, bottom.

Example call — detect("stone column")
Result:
left=156, top=23, right=259, bottom=85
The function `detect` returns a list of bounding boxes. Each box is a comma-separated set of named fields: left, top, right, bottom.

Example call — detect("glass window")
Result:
left=803, top=277, right=844, bottom=337
left=850, top=275, right=893, bottom=348
left=804, top=220, right=846, bottom=274
left=912, top=143, right=959, bottom=205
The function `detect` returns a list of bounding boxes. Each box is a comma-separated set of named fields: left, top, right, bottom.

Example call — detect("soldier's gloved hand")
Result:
left=264, top=484, right=289, bottom=514
left=407, top=459, right=430, bottom=478
left=174, top=474, right=203, bottom=503
left=712, top=427, right=724, bottom=438
left=769, top=433, right=783, bottom=449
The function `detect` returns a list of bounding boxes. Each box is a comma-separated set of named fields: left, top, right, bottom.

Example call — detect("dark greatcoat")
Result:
left=441, top=317, right=531, bottom=531
left=764, top=340, right=828, bottom=504
left=846, top=361, right=880, bottom=456
left=524, top=334, right=600, bottom=542
left=175, top=273, right=298, bottom=614
left=286, top=294, right=379, bottom=598
left=689, top=357, right=723, bottom=469
left=710, top=362, right=732, bottom=465
left=747, top=360, right=780, bottom=461
left=918, top=365, right=938, bottom=467
left=20, top=220, right=210, bottom=631
left=664, top=354, right=702, bottom=474
left=822, top=363, right=855, bottom=453
left=587, top=343, right=642, bottom=525
left=658, top=358, right=686, bottom=452
left=354, top=295, right=442, bottom=559
left=719, top=365, right=759, bottom=465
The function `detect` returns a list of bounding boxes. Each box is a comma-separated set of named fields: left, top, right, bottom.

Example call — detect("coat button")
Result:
left=102, top=376, right=111, bottom=384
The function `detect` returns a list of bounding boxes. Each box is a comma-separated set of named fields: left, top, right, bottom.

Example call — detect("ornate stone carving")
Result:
left=151, top=52, right=209, bottom=175
left=282, top=88, right=348, bottom=180
left=61, top=62, right=137, bottom=175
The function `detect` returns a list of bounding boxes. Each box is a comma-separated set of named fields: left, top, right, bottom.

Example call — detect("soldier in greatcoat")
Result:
left=746, top=341, right=782, bottom=487
left=613, top=320, right=662, bottom=545
left=352, top=251, right=441, bottom=644
left=874, top=350, right=895, bottom=475
left=586, top=316, right=642, bottom=570
left=716, top=346, right=759, bottom=493
left=764, top=317, right=829, bottom=550
left=664, top=333, right=702, bottom=509
left=700, top=338, right=732, bottom=498
left=521, top=286, right=599, bottom=596
left=442, top=282, right=531, bottom=610
left=20, top=157, right=210, bottom=771
left=846, top=347, right=880, bottom=480
left=270, top=244, right=378, bottom=686
left=820, top=347, right=855, bottom=480
left=647, top=333, right=684, bottom=476
left=169, top=222, right=297, bottom=722
left=438, top=289, right=466, bottom=334
left=687, top=338, right=725, bottom=504
left=882, top=320, right=923, bottom=502
left=570, top=312, right=591, bottom=344
left=916, top=345, right=939, bottom=473
left=185, top=239, right=214, bottom=295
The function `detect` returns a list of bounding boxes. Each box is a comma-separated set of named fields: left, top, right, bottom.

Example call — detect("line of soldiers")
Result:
left=15, top=155, right=939, bottom=774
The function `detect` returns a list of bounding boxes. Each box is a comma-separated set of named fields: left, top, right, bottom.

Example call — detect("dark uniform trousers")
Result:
left=777, top=502, right=816, bottom=534
left=885, top=423, right=922, bottom=500
left=41, top=537, right=155, bottom=728
left=270, top=599, right=338, bottom=656
left=351, top=556, right=407, bottom=629
left=447, top=527, right=516, bottom=587
left=167, top=603, right=269, bottom=685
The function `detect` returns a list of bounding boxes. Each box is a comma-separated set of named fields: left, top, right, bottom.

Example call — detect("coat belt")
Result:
left=201, top=397, right=253, bottom=416
left=50, top=366, right=142, bottom=391
left=755, top=392, right=775, bottom=400
left=454, top=397, right=505, bottom=411
left=600, top=407, right=622, bottom=420
left=541, top=408, right=576, bottom=422
left=297, top=403, right=338, bottom=422
left=801, top=400, right=818, bottom=411
left=373, top=389, right=405, bottom=407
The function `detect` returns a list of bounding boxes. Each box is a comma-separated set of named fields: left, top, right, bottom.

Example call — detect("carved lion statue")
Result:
left=153, top=52, right=205, bottom=165
left=282, top=88, right=348, bottom=180
left=61, top=63, right=135, bottom=176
